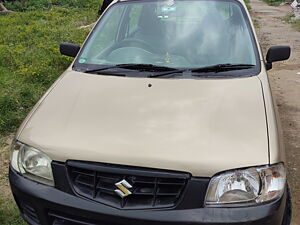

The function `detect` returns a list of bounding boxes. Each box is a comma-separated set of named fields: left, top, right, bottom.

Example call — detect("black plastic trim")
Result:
left=10, top=167, right=287, bottom=225
left=60, top=42, right=80, bottom=58
left=67, top=160, right=191, bottom=179
left=53, top=161, right=206, bottom=210
left=52, top=161, right=74, bottom=194
left=66, top=160, right=192, bottom=210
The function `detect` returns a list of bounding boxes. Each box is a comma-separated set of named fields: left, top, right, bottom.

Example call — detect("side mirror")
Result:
left=60, top=42, right=80, bottom=57
left=266, top=46, right=290, bottom=70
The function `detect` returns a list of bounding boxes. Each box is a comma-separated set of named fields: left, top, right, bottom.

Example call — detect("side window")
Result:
left=80, top=6, right=124, bottom=62
left=127, top=5, right=143, bottom=35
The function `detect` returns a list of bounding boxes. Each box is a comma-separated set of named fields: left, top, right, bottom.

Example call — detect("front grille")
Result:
left=67, top=161, right=189, bottom=209
left=49, top=211, right=115, bottom=225
left=20, top=202, right=40, bottom=225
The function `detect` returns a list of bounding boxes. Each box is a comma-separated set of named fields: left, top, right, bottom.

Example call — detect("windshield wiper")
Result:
left=84, top=64, right=178, bottom=74
left=149, top=69, right=186, bottom=78
left=150, top=64, right=255, bottom=78
left=83, top=63, right=255, bottom=78
left=190, top=64, right=255, bottom=73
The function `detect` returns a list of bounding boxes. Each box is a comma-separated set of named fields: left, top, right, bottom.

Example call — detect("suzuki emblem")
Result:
left=114, top=179, right=132, bottom=198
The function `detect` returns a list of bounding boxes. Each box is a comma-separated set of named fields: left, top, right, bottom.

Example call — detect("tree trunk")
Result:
left=0, top=1, right=14, bottom=14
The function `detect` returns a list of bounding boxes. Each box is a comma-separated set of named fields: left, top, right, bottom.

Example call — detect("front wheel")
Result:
left=282, top=184, right=292, bottom=225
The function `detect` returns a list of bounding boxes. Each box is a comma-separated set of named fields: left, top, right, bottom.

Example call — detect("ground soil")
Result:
left=0, top=136, right=13, bottom=199
left=250, top=0, right=300, bottom=223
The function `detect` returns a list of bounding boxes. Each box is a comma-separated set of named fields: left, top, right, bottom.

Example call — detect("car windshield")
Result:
left=74, top=0, right=259, bottom=77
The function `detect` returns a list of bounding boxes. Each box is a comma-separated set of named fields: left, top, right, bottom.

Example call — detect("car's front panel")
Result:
left=10, top=161, right=287, bottom=225
left=10, top=137, right=288, bottom=224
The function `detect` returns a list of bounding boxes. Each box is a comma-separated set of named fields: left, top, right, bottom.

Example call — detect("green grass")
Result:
left=253, top=19, right=260, bottom=29
left=0, top=1, right=100, bottom=223
left=0, top=136, right=20, bottom=225
left=292, top=20, right=300, bottom=31
left=4, top=0, right=99, bottom=11
left=244, top=0, right=252, bottom=10
left=262, top=0, right=285, bottom=6
left=282, top=13, right=295, bottom=23
left=0, top=0, right=100, bottom=136
left=282, top=13, right=300, bottom=31
left=0, top=196, right=26, bottom=225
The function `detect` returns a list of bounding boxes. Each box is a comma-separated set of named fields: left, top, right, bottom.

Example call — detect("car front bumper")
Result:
left=9, top=167, right=287, bottom=225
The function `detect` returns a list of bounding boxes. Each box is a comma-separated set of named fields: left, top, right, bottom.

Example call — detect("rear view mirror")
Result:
left=266, top=46, right=290, bottom=70
left=60, top=42, right=80, bottom=58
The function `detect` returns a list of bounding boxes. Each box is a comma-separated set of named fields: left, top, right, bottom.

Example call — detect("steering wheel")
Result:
left=115, top=38, right=157, bottom=53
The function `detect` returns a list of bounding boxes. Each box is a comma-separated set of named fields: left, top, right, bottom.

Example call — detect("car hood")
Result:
left=18, top=70, right=268, bottom=177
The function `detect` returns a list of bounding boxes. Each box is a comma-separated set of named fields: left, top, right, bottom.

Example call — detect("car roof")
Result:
left=115, top=0, right=245, bottom=3
left=110, top=0, right=247, bottom=10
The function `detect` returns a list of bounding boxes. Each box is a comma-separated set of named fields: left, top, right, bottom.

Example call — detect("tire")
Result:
left=282, top=184, right=292, bottom=225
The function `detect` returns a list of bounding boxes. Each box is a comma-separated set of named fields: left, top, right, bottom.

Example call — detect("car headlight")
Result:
left=205, top=163, right=286, bottom=206
left=10, top=140, right=54, bottom=186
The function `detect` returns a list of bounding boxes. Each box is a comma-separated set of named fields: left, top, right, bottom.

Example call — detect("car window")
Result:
left=127, top=5, right=143, bottom=35
left=76, top=0, right=259, bottom=76
left=79, top=6, right=124, bottom=62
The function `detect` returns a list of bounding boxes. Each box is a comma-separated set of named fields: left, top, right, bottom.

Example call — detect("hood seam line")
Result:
left=257, top=76, right=271, bottom=165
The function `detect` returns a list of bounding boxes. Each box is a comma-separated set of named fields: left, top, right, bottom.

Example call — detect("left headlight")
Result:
left=10, top=140, right=54, bottom=186
left=205, top=163, right=286, bottom=207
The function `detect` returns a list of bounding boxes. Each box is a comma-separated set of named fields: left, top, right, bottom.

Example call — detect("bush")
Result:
left=0, top=0, right=100, bottom=135
left=3, top=0, right=100, bottom=12
left=244, top=0, right=251, bottom=10
left=262, top=0, right=285, bottom=6
left=0, top=196, right=26, bottom=225
left=282, top=13, right=300, bottom=31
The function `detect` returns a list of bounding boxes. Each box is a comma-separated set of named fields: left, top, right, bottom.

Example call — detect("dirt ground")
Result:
left=250, top=0, right=300, bottom=223
left=0, top=136, right=13, bottom=199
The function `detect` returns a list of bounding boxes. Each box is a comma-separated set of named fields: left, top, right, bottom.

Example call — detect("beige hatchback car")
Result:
left=9, top=0, right=291, bottom=224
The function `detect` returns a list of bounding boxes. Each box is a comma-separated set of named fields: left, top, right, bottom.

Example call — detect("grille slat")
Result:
left=158, top=182, right=185, bottom=185
left=68, top=162, right=189, bottom=209
left=133, top=180, right=156, bottom=184
left=72, top=169, right=95, bottom=177
left=133, top=192, right=154, bottom=196
left=20, top=202, right=40, bottom=224
left=49, top=211, right=117, bottom=225
left=156, top=192, right=180, bottom=196
left=75, top=179, right=94, bottom=188
left=97, top=187, right=116, bottom=195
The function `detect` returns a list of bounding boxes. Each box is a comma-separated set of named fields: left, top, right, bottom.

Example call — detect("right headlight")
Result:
left=10, top=140, right=54, bottom=186
left=205, top=163, right=286, bottom=207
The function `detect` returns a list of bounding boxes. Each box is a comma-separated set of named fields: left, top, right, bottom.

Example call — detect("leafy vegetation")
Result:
left=4, top=0, right=98, bottom=11
left=282, top=13, right=300, bottom=31
left=282, top=13, right=295, bottom=22
left=292, top=20, right=300, bottom=31
left=0, top=196, right=26, bottom=225
left=0, top=136, right=22, bottom=225
left=0, top=0, right=99, bottom=136
left=253, top=19, right=260, bottom=28
left=244, top=0, right=252, bottom=10
left=0, top=0, right=100, bottom=224
left=262, top=0, right=285, bottom=6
